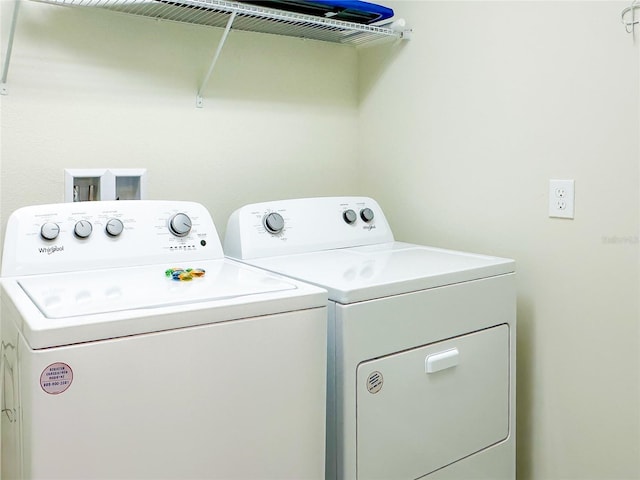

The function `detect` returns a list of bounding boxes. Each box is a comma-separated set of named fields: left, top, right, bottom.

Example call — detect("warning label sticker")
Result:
left=40, top=363, right=73, bottom=395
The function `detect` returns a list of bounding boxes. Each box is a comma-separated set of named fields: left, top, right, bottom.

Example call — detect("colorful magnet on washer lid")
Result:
left=189, top=268, right=205, bottom=278
left=165, top=267, right=206, bottom=281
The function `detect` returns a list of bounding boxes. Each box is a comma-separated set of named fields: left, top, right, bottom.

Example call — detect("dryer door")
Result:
left=356, top=324, right=510, bottom=479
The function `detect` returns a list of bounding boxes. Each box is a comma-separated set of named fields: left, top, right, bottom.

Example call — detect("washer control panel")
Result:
left=2, top=200, right=223, bottom=276
left=224, top=197, right=394, bottom=259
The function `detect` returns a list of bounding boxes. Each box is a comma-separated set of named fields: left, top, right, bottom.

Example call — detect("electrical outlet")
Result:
left=549, top=179, right=575, bottom=219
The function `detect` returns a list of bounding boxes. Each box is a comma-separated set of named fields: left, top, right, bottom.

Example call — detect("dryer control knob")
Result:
left=106, top=218, right=124, bottom=237
left=74, top=220, right=93, bottom=239
left=263, top=212, right=285, bottom=234
left=343, top=209, right=357, bottom=225
left=360, top=208, right=375, bottom=223
left=169, top=213, right=192, bottom=237
left=40, top=222, right=60, bottom=241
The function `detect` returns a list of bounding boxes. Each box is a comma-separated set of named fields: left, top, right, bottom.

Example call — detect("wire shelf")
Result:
left=31, top=0, right=407, bottom=46
left=1, top=0, right=410, bottom=104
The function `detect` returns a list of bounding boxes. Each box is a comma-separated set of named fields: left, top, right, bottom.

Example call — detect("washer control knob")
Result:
left=40, top=222, right=60, bottom=241
left=263, top=212, right=285, bottom=234
left=169, top=213, right=192, bottom=237
left=74, top=220, right=93, bottom=239
left=343, top=209, right=357, bottom=225
left=360, top=208, right=375, bottom=223
left=105, top=218, right=124, bottom=237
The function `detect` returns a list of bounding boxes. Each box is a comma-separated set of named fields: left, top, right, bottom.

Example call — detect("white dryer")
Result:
left=224, top=196, right=516, bottom=480
left=0, top=200, right=328, bottom=480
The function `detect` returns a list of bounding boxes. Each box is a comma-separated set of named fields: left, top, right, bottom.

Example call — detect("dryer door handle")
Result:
left=425, top=348, right=459, bottom=374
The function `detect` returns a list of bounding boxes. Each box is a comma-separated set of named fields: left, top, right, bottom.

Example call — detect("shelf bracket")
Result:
left=196, top=10, right=236, bottom=108
left=1, top=0, right=21, bottom=96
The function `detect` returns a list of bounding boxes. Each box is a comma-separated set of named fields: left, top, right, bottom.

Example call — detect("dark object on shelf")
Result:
left=238, top=0, right=394, bottom=24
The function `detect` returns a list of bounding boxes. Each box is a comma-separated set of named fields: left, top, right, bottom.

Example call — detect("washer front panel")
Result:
left=2, top=304, right=327, bottom=479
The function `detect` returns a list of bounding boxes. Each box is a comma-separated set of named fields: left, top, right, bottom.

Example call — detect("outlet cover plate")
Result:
left=549, top=179, right=575, bottom=219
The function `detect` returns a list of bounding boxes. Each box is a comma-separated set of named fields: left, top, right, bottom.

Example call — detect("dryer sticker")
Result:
left=367, top=371, right=383, bottom=394
left=40, top=363, right=73, bottom=395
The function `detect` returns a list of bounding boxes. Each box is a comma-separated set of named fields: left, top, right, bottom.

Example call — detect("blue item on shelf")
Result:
left=239, top=0, right=394, bottom=24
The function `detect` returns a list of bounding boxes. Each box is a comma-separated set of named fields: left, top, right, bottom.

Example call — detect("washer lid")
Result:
left=18, top=259, right=298, bottom=319
left=248, top=242, right=515, bottom=304
left=6, top=258, right=327, bottom=349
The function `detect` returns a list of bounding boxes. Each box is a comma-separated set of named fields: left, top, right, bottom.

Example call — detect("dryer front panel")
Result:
left=356, top=324, right=510, bottom=479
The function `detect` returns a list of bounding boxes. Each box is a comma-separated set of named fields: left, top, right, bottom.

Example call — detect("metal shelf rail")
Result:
left=1, top=0, right=411, bottom=105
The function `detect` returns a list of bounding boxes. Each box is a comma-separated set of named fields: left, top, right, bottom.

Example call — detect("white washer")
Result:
left=1, top=200, right=328, bottom=480
left=224, top=196, right=516, bottom=480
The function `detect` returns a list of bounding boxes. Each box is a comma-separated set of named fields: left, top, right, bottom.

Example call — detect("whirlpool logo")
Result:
left=38, top=245, right=64, bottom=255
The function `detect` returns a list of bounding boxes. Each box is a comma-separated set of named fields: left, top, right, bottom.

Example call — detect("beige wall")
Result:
left=0, top=0, right=360, bottom=239
left=359, top=1, right=640, bottom=478
left=1, top=0, right=639, bottom=478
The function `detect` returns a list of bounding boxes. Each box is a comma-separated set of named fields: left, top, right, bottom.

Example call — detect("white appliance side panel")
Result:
left=334, top=274, right=516, bottom=480
left=5, top=308, right=327, bottom=480
left=356, top=325, right=509, bottom=479
left=326, top=302, right=338, bottom=480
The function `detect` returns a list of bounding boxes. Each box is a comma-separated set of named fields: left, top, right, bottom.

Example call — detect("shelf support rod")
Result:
left=1, top=0, right=21, bottom=96
left=196, top=10, right=236, bottom=108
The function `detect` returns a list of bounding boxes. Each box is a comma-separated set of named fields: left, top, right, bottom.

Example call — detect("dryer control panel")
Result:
left=224, top=197, right=395, bottom=259
left=2, top=201, right=223, bottom=276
